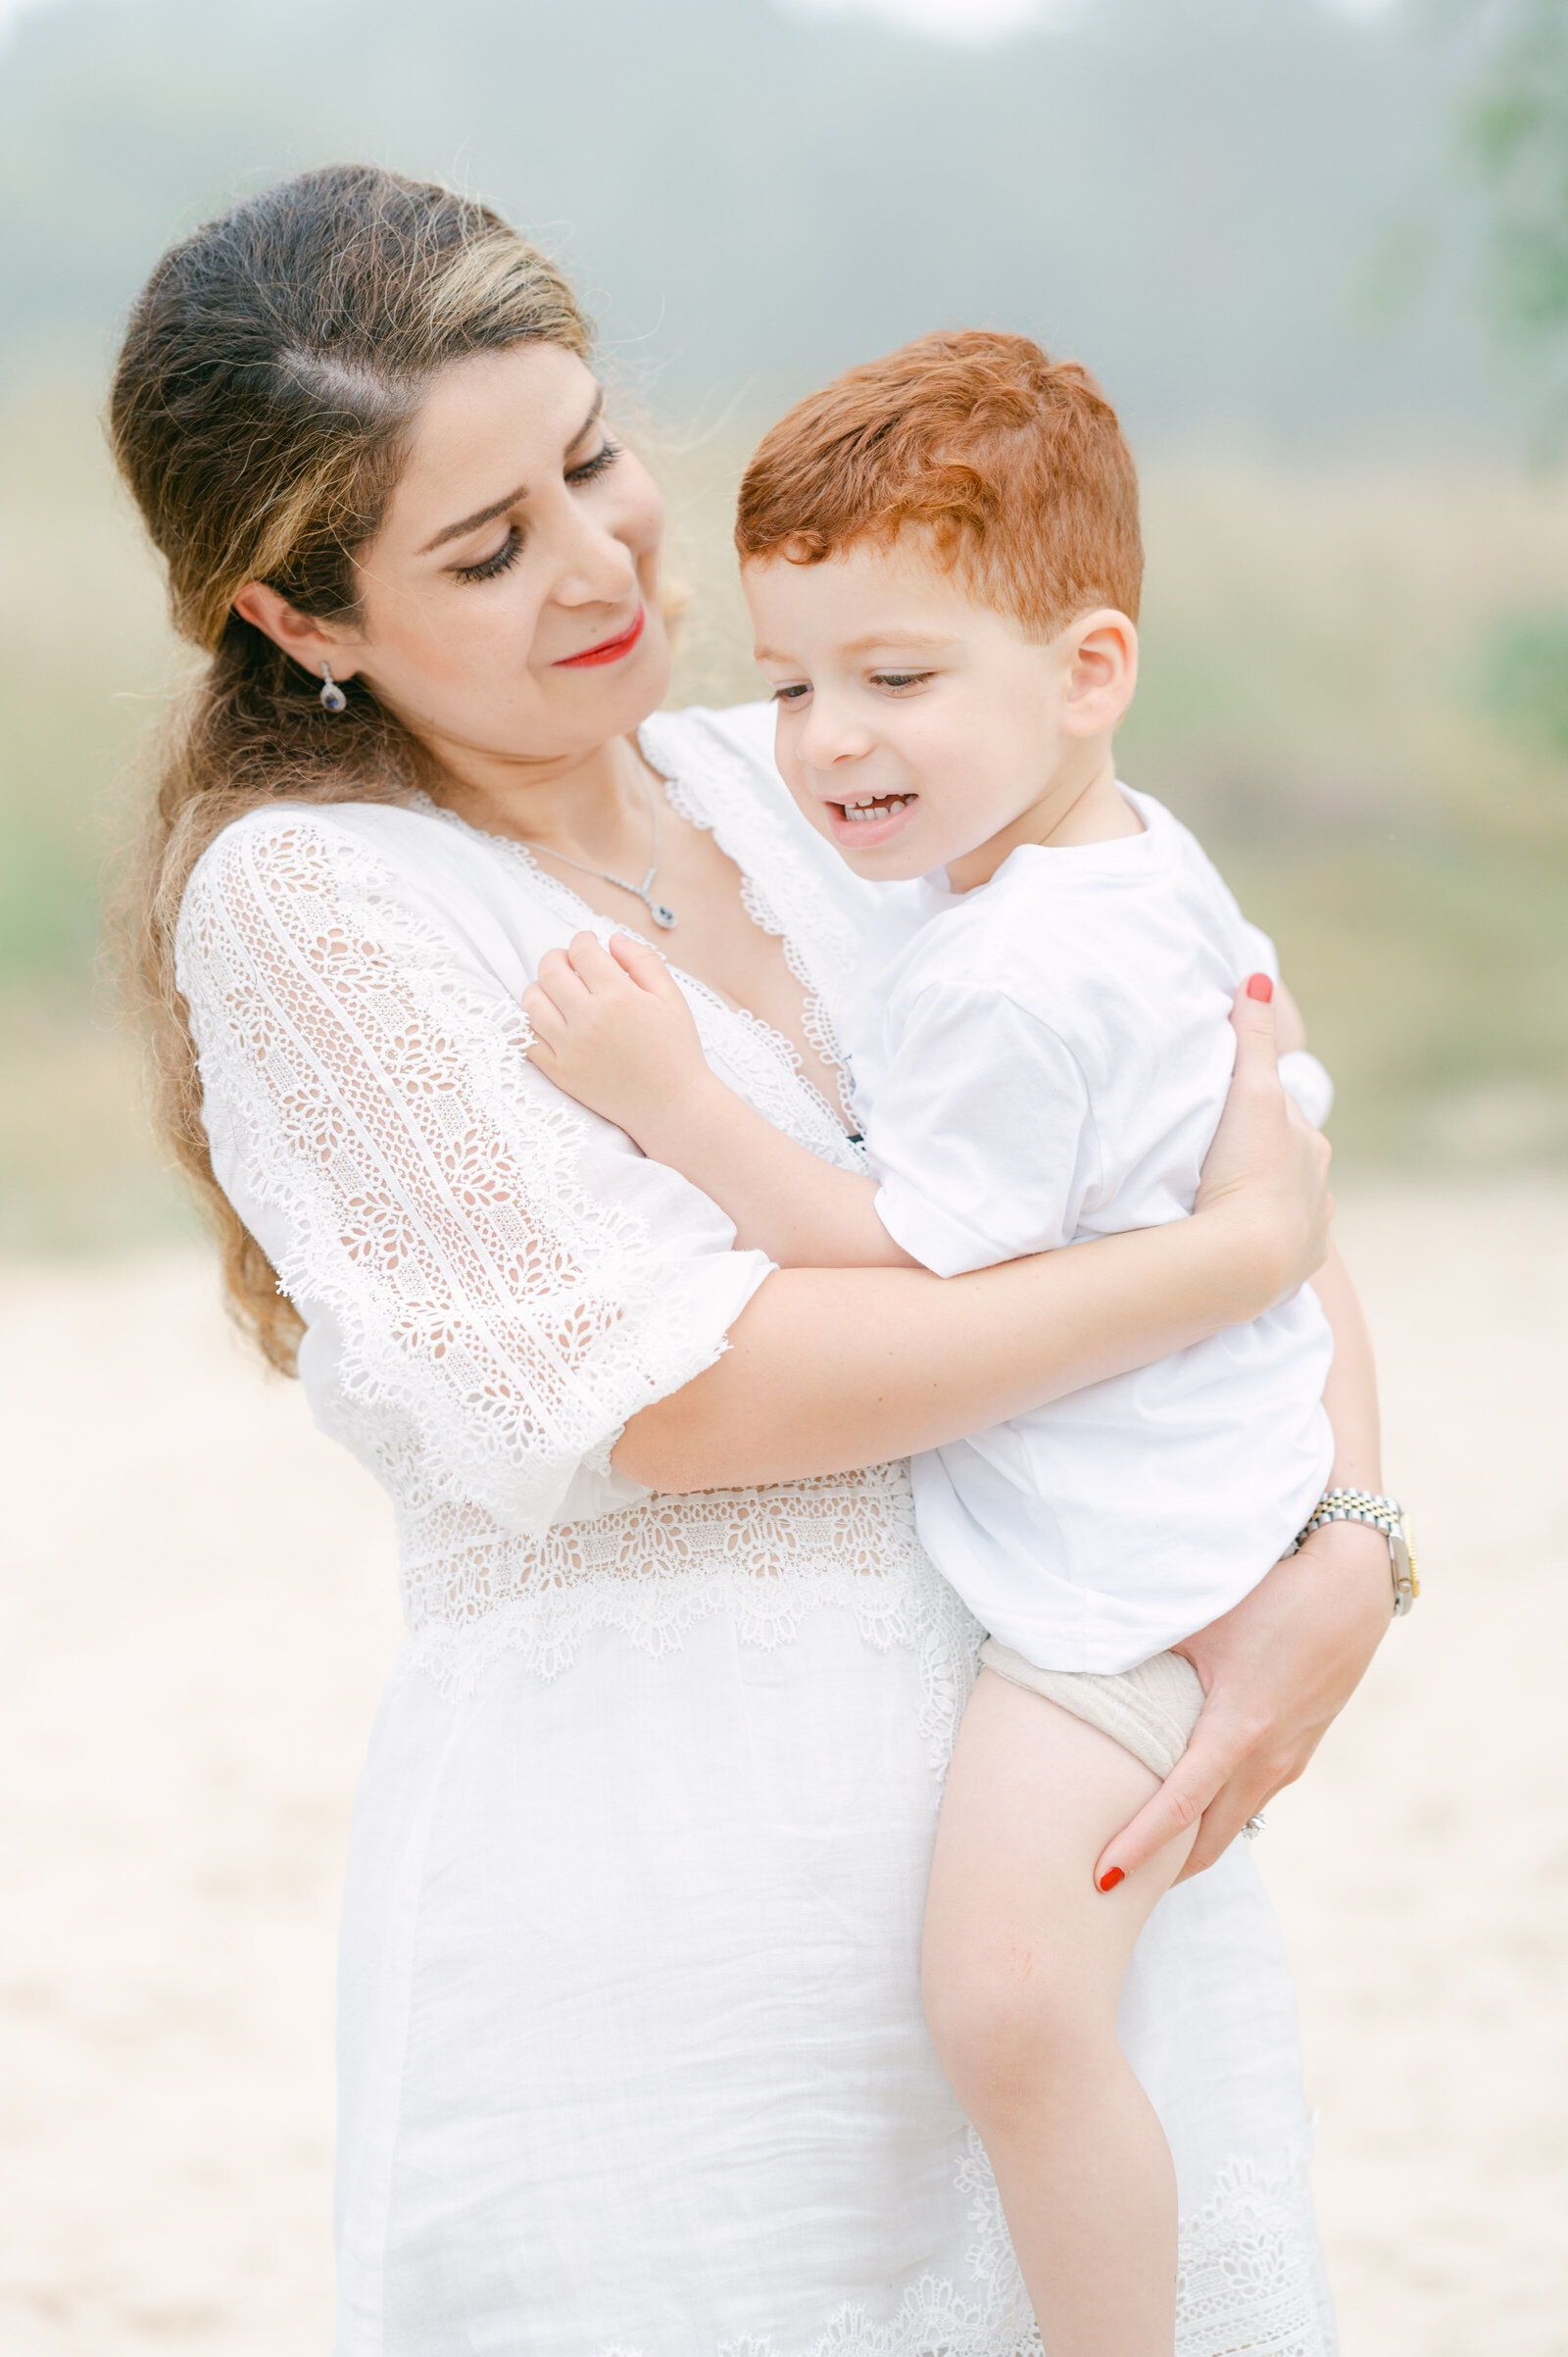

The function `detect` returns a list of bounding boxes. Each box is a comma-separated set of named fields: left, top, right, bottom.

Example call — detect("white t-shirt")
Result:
left=840, top=786, right=1336, bottom=1674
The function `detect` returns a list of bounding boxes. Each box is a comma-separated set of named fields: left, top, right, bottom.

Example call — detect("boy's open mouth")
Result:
left=825, top=791, right=920, bottom=845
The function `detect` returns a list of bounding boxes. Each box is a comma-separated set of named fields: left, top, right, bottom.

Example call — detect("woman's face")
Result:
left=342, top=342, right=669, bottom=771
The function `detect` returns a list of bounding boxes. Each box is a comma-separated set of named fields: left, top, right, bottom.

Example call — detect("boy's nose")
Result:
left=799, top=705, right=875, bottom=772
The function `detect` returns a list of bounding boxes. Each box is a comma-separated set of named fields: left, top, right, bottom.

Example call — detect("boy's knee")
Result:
left=922, top=1943, right=1098, bottom=2118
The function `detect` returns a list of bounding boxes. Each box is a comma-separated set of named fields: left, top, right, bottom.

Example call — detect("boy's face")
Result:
left=743, top=533, right=1133, bottom=890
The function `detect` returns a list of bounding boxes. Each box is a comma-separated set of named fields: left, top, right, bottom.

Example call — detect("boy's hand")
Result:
left=522, top=931, right=711, bottom=1145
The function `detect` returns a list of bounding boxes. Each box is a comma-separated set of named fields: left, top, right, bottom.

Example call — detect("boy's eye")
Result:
left=771, top=683, right=810, bottom=703
left=872, top=670, right=933, bottom=693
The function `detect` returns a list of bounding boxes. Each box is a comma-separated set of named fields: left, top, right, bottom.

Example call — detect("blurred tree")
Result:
left=1452, top=1, right=1568, bottom=770
left=1461, top=0, right=1568, bottom=376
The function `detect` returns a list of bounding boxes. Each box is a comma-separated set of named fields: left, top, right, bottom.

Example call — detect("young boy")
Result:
left=521, top=331, right=1368, bottom=2354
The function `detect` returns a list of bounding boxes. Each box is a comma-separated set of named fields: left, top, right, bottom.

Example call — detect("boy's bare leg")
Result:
left=922, top=1668, right=1199, bottom=2357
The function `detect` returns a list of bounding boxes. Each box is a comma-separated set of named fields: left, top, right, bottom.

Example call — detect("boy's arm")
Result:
left=521, top=930, right=917, bottom=1268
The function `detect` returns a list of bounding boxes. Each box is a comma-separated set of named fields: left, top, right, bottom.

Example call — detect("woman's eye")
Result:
left=566, top=438, right=622, bottom=486
left=454, top=523, right=524, bottom=585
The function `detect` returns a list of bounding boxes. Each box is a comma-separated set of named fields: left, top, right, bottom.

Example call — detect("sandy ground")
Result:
left=2, top=1182, right=1565, bottom=2356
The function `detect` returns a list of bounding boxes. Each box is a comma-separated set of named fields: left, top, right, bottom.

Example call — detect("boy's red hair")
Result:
left=735, top=328, right=1142, bottom=636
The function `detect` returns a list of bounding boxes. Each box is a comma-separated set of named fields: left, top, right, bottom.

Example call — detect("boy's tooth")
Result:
left=843, top=796, right=917, bottom=819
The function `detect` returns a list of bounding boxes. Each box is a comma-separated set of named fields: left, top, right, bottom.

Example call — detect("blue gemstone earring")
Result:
left=319, top=662, right=348, bottom=715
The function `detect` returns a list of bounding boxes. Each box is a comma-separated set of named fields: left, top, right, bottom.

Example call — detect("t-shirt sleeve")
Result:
left=1237, top=918, right=1280, bottom=983
left=1277, top=1049, right=1335, bottom=1130
left=866, top=983, right=1100, bottom=1278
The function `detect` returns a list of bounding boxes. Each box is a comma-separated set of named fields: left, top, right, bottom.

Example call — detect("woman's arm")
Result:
left=1091, top=1239, right=1391, bottom=1885
left=614, top=979, right=1331, bottom=1488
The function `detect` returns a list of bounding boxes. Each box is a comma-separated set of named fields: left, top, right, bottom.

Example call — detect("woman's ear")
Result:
left=232, top=581, right=362, bottom=680
left=1060, top=609, right=1138, bottom=737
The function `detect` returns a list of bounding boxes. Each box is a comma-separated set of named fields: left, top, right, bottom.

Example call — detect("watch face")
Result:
left=1391, top=1520, right=1418, bottom=1613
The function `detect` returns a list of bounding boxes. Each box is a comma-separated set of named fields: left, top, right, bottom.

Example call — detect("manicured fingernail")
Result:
left=1098, top=1867, right=1125, bottom=1892
left=1246, top=973, right=1273, bottom=1003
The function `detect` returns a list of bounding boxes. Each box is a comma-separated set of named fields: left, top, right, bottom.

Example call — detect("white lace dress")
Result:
left=175, top=702, right=1339, bottom=2357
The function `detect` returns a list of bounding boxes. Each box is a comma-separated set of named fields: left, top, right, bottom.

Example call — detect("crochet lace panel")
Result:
left=173, top=718, right=941, bottom=1706
left=1173, top=2148, right=1339, bottom=2356
left=588, top=2136, right=1335, bottom=2357
left=176, top=814, right=740, bottom=1533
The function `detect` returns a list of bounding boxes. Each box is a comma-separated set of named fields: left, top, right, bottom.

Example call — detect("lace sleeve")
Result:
left=174, top=810, right=771, bottom=1534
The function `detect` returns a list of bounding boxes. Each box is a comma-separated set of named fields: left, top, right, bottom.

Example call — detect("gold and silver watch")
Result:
left=1292, top=1488, right=1418, bottom=1615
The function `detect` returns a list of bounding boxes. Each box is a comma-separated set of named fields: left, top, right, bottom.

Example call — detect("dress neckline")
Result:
left=412, top=720, right=858, bottom=1147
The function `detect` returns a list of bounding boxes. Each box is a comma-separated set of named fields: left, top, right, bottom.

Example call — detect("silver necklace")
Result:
left=533, top=770, right=677, bottom=930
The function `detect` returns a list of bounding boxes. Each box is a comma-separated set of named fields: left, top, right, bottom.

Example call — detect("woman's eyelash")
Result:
left=453, top=443, right=622, bottom=584
left=454, top=524, right=523, bottom=585
left=567, top=438, right=622, bottom=486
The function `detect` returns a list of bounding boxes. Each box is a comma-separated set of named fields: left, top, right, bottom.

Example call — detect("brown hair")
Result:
left=111, top=164, right=592, bottom=1371
left=735, top=328, right=1142, bottom=636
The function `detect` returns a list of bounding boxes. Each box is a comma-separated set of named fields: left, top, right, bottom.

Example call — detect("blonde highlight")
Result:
left=111, top=165, right=593, bottom=1370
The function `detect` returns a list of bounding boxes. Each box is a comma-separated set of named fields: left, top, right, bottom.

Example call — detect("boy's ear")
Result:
left=1060, top=609, right=1138, bottom=736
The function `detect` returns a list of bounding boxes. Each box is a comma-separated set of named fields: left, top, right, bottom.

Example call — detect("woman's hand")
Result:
left=1194, top=977, right=1334, bottom=1308
left=1092, top=992, right=1382, bottom=1890
left=1093, top=1516, right=1393, bottom=1885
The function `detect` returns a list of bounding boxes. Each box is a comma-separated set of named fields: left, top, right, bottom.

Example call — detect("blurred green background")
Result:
left=2, top=0, right=1566, bottom=1249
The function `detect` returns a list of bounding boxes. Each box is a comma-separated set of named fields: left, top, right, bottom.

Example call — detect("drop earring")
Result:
left=319, top=662, right=347, bottom=715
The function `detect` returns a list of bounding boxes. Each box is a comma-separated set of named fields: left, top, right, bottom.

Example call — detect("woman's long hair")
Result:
left=110, top=165, right=592, bottom=1371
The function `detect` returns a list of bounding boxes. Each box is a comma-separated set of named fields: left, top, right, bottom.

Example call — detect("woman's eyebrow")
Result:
left=564, top=386, right=605, bottom=455
left=420, top=482, right=530, bottom=556
left=418, top=389, right=606, bottom=556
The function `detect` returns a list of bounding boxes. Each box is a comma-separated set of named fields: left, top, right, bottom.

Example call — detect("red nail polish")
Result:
left=1246, top=973, right=1273, bottom=1003
left=1098, top=1867, right=1125, bottom=1892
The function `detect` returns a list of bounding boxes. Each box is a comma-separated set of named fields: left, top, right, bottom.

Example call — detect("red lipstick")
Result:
left=553, top=608, right=646, bottom=668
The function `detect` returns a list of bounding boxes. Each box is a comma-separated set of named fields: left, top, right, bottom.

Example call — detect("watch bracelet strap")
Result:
left=1289, top=1487, right=1419, bottom=1615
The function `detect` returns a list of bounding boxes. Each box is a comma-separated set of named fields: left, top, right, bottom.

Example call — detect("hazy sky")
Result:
left=788, top=0, right=1046, bottom=35
left=0, top=0, right=1394, bottom=42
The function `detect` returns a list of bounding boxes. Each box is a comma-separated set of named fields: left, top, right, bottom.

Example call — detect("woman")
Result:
left=114, top=166, right=1389, bottom=2355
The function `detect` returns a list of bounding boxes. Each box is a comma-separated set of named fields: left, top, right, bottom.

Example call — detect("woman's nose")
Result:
left=551, top=504, right=640, bottom=609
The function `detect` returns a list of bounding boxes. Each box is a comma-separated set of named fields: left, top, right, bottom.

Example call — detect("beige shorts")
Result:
left=977, top=1639, right=1203, bottom=1780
